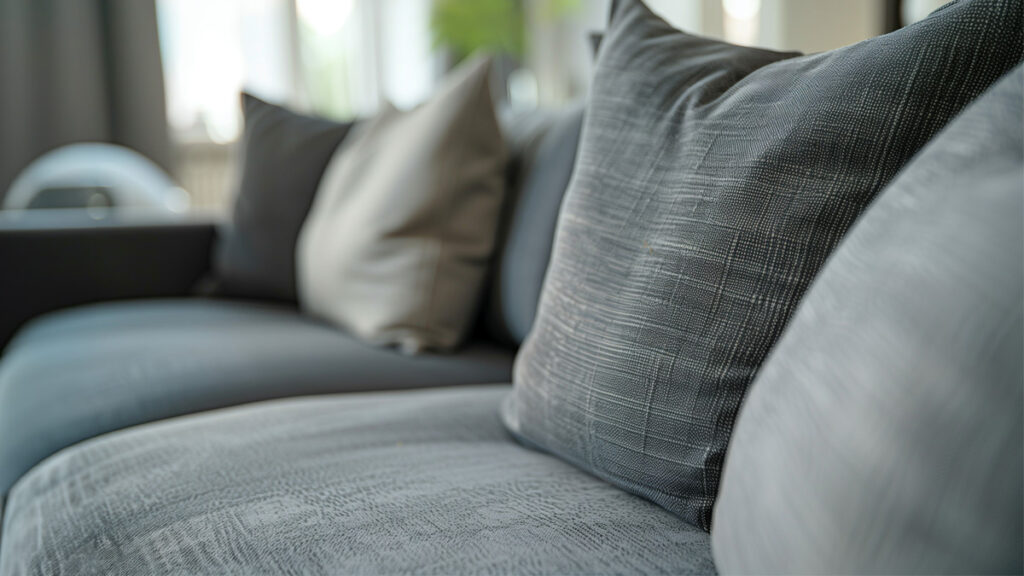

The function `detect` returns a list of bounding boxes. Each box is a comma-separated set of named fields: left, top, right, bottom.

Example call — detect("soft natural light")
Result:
left=723, top=0, right=762, bottom=20
left=157, top=0, right=295, bottom=143
left=723, top=0, right=761, bottom=46
left=296, top=0, right=355, bottom=37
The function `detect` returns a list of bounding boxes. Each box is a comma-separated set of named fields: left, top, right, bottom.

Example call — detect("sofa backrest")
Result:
left=482, top=104, right=584, bottom=347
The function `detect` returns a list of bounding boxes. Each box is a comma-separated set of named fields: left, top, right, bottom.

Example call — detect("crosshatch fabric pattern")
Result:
left=712, top=65, right=1024, bottom=576
left=0, top=387, right=715, bottom=575
left=505, top=0, right=1024, bottom=530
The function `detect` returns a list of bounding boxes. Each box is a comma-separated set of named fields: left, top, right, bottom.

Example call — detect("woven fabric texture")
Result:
left=712, top=65, right=1023, bottom=576
left=0, top=387, right=714, bottom=575
left=0, top=299, right=512, bottom=497
left=506, top=0, right=1023, bottom=529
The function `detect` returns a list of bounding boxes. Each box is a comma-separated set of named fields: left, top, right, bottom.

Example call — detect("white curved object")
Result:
left=4, top=143, right=189, bottom=213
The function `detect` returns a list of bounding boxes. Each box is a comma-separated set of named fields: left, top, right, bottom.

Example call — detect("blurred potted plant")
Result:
left=431, top=0, right=526, bottom=61
left=431, top=0, right=579, bottom=103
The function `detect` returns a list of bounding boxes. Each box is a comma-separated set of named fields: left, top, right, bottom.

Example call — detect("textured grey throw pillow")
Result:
left=712, top=66, right=1023, bottom=575
left=504, top=0, right=1023, bottom=529
left=297, top=55, right=506, bottom=353
left=211, top=94, right=354, bottom=303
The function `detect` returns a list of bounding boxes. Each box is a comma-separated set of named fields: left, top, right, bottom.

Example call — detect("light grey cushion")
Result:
left=712, top=67, right=1024, bottom=575
left=486, top=104, right=585, bottom=346
left=297, top=55, right=507, bottom=354
left=0, top=299, right=512, bottom=496
left=506, top=0, right=1023, bottom=529
left=0, top=386, right=715, bottom=575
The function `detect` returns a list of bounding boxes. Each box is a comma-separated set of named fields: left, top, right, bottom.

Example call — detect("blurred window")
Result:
left=157, top=0, right=298, bottom=144
left=723, top=0, right=762, bottom=46
left=156, top=0, right=437, bottom=211
left=156, top=0, right=888, bottom=212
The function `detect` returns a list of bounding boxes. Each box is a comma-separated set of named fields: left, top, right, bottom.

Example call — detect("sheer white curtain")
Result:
left=158, top=0, right=437, bottom=141
left=158, top=0, right=299, bottom=143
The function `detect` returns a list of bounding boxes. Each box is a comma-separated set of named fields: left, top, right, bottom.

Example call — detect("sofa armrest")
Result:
left=0, top=214, right=218, bottom=350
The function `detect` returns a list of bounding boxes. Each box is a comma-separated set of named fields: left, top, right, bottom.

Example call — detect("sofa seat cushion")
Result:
left=0, top=386, right=714, bottom=575
left=0, top=299, right=513, bottom=496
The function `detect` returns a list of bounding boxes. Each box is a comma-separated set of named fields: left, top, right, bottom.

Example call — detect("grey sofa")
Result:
left=0, top=106, right=583, bottom=499
left=0, top=72, right=1020, bottom=574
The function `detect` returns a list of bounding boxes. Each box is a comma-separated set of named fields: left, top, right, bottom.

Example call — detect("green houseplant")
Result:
left=431, top=0, right=580, bottom=61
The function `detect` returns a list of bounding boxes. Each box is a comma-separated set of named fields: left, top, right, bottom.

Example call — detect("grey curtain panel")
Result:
left=0, top=0, right=173, bottom=200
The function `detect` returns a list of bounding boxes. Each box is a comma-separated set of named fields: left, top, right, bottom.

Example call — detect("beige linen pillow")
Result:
left=297, top=55, right=506, bottom=353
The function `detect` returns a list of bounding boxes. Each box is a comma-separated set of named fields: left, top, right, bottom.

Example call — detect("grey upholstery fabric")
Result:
left=211, top=94, right=354, bottom=303
left=712, top=67, right=1024, bottom=576
left=298, top=55, right=507, bottom=353
left=0, top=299, right=512, bottom=496
left=0, top=386, right=715, bottom=575
left=506, top=0, right=1023, bottom=529
left=486, top=104, right=584, bottom=346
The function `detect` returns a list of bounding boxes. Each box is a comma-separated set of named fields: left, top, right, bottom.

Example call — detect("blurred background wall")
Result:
left=0, top=0, right=949, bottom=215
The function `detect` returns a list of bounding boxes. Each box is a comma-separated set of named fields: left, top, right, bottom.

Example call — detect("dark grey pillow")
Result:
left=504, top=0, right=1023, bottom=529
left=210, top=94, right=354, bottom=303
left=713, top=66, right=1023, bottom=575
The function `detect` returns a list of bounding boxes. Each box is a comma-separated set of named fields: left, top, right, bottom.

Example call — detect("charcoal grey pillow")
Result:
left=504, top=0, right=1023, bottom=529
left=713, top=66, right=1023, bottom=575
left=211, top=94, right=354, bottom=303
left=297, top=55, right=506, bottom=353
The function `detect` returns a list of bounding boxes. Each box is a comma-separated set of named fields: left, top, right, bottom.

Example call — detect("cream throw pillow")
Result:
left=297, top=56, right=506, bottom=353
